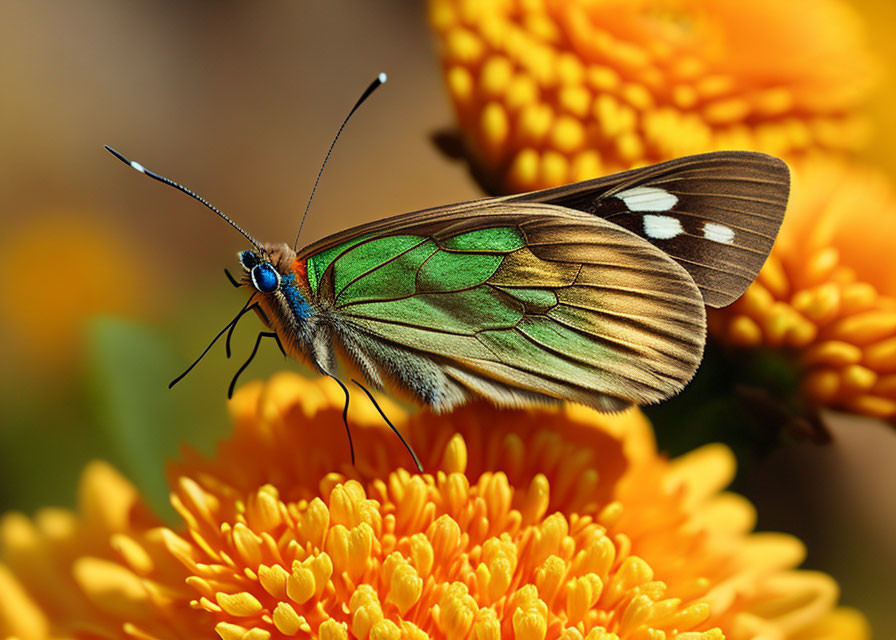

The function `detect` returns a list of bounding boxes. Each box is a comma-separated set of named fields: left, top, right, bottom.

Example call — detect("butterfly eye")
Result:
left=250, top=263, right=280, bottom=293
left=239, top=250, right=260, bottom=270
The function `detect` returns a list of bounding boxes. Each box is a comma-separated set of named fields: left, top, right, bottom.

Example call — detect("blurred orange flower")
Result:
left=0, top=374, right=867, bottom=639
left=0, top=462, right=209, bottom=639
left=429, top=0, right=878, bottom=192
left=0, top=213, right=156, bottom=372
left=710, top=157, right=896, bottom=421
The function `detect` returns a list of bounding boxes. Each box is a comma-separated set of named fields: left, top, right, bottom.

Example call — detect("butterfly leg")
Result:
left=224, top=268, right=242, bottom=288
left=225, top=303, right=260, bottom=358
left=227, top=331, right=278, bottom=399
left=351, top=379, right=422, bottom=472
left=221, top=269, right=267, bottom=357
left=270, top=330, right=287, bottom=357
left=324, top=373, right=355, bottom=467
left=170, top=294, right=257, bottom=389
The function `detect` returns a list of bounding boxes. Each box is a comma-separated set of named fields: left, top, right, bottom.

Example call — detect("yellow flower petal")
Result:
left=0, top=564, right=49, bottom=639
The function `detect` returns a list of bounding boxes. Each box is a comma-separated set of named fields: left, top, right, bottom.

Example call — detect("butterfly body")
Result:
left=234, top=151, right=788, bottom=414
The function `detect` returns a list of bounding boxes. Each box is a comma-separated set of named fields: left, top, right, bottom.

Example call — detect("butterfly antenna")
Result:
left=293, top=72, right=388, bottom=250
left=105, top=145, right=265, bottom=253
left=352, top=379, right=422, bottom=472
left=326, top=374, right=356, bottom=466
left=170, top=294, right=257, bottom=388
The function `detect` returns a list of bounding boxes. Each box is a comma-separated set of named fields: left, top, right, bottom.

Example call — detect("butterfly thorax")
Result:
left=263, top=242, right=297, bottom=274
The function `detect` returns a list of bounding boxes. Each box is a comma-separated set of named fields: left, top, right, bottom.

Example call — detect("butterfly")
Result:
left=107, top=75, right=789, bottom=467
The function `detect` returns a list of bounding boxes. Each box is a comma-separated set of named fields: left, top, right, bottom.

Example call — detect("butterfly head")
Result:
left=239, top=250, right=281, bottom=293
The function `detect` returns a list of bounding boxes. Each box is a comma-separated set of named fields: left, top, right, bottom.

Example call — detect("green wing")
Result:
left=298, top=202, right=706, bottom=413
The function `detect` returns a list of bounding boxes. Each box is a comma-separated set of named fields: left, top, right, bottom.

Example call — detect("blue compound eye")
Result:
left=251, top=263, right=280, bottom=293
left=239, top=250, right=260, bottom=270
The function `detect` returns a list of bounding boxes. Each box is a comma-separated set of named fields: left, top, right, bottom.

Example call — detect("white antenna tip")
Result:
left=378, top=72, right=388, bottom=84
left=130, top=161, right=146, bottom=174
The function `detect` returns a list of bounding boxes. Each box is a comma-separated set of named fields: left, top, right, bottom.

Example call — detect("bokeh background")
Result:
left=0, top=2, right=892, bottom=635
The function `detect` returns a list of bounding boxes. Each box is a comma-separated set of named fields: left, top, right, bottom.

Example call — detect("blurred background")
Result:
left=0, top=1, right=892, bottom=635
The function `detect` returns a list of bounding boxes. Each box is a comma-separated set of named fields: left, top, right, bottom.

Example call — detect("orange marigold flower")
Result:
left=428, top=0, right=878, bottom=192
left=1, top=374, right=866, bottom=639
left=710, top=158, right=896, bottom=421
left=0, top=461, right=211, bottom=639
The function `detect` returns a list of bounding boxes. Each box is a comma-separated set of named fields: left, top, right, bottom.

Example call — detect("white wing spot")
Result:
left=643, top=214, right=683, bottom=240
left=703, top=222, right=735, bottom=244
left=616, top=186, right=678, bottom=212
left=130, top=161, right=146, bottom=174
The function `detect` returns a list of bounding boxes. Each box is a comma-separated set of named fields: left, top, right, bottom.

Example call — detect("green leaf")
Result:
left=85, top=316, right=191, bottom=521
left=646, top=338, right=821, bottom=477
